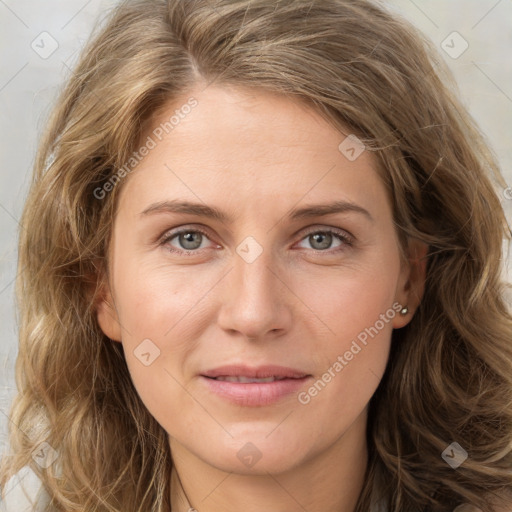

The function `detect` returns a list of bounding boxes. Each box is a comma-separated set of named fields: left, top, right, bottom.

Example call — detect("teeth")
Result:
left=214, top=376, right=285, bottom=383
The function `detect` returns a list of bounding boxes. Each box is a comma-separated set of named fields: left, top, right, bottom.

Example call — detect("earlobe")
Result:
left=95, top=285, right=123, bottom=342
left=393, top=238, right=429, bottom=329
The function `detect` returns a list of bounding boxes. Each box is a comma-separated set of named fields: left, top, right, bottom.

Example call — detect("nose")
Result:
left=216, top=242, right=293, bottom=341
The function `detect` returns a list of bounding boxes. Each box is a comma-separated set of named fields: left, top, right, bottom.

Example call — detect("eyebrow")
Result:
left=140, top=199, right=374, bottom=223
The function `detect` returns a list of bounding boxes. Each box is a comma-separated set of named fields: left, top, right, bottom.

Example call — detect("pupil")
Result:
left=181, top=232, right=201, bottom=249
left=312, top=232, right=331, bottom=250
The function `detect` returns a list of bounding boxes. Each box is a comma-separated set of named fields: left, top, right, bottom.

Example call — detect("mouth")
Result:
left=201, top=364, right=310, bottom=380
left=205, top=376, right=291, bottom=383
left=199, top=365, right=312, bottom=406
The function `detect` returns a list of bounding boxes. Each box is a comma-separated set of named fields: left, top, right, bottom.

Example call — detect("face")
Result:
left=97, top=84, right=427, bottom=475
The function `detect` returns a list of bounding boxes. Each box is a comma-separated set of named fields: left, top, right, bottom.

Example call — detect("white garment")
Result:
left=0, top=465, right=482, bottom=511
left=0, top=466, right=51, bottom=512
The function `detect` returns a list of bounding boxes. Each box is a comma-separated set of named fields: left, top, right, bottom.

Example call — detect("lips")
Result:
left=200, top=366, right=312, bottom=407
left=201, top=364, right=309, bottom=380
left=213, top=376, right=286, bottom=383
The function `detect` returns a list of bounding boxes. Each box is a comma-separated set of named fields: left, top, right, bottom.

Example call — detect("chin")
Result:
left=198, top=433, right=309, bottom=475
left=209, top=449, right=305, bottom=476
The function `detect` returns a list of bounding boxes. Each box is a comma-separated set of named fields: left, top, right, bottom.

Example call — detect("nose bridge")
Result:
left=235, top=240, right=273, bottom=299
left=218, top=235, right=290, bottom=338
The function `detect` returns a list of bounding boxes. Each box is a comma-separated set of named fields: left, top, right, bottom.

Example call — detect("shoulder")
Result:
left=0, top=465, right=51, bottom=512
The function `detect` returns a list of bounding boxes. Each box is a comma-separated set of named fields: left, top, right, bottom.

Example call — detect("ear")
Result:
left=392, top=237, right=429, bottom=329
left=95, top=276, right=123, bottom=343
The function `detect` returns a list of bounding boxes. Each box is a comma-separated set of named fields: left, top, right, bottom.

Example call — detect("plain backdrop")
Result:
left=1, top=0, right=511, bottom=478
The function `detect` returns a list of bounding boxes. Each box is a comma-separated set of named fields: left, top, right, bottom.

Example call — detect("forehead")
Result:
left=119, top=85, right=390, bottom=218
left=144, top=85, right=355, bottom=158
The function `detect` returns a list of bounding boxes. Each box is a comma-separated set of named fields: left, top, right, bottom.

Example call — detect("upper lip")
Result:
left=201, top=365, right=310, bottom=379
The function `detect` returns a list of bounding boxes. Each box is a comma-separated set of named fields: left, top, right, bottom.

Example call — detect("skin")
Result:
left=96, top=83, right=428, bottom=512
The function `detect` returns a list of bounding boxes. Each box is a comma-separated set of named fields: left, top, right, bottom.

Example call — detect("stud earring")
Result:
left=400, top=306, right=409, bottom=316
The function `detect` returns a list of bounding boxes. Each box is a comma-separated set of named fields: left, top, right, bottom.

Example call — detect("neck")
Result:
left=169, top=409, right=369, bottom=512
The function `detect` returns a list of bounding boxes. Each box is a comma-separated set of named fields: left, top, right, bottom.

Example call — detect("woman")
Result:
left=1, top=0, right=511, bottom=511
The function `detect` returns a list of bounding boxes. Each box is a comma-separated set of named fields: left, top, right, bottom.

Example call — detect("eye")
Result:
left=159, top=226, right=354, bottom=256
left=161, top=227, right=217, bottom=255
left=296, top=228, right=354, bottom=252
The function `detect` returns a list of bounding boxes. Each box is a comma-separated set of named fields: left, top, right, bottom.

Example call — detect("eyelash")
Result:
left=159, top=226, right=354, bottom=256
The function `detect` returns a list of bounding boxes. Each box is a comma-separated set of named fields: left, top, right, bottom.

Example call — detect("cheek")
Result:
left=113, top=251, right=216, bottom=341
left=111, top=259, right=219, bottom=425
left=295, top=298, right=394, bottom=442
left=305, top=285, right=394, bottom=388
left=293, top=248, right=399, bottom=416
left=297, top=247, right=400, bottom=343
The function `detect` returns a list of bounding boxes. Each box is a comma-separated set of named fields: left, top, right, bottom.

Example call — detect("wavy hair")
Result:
left=1, top=0, right=512, bottom=510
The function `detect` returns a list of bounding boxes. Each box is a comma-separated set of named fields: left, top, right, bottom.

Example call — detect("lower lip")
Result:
left=200, top=376, right=312, bottom=407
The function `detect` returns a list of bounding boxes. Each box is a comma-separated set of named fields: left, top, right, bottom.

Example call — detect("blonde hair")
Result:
left=1, top=0, right=512, bottom=510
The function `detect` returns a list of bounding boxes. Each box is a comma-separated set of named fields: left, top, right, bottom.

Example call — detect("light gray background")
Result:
left=1, top=0, right=511, bottom=476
